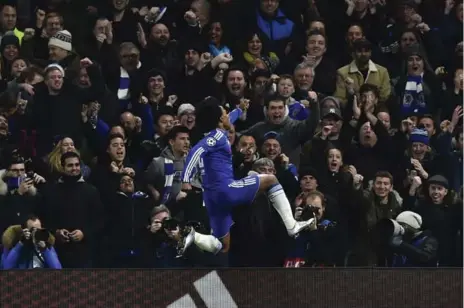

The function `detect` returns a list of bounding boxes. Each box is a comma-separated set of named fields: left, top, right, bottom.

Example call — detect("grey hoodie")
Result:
left=240, top=100, right=320, bottom=163
left=145, top=146, right=201, bottom=203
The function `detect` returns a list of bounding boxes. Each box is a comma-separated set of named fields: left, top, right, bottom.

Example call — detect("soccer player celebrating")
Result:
left=180, top=98, right=316, bottom=255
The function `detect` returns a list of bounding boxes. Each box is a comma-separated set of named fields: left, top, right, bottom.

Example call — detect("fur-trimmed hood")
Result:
left=1, top=225, right=55, bottom=250
left=0, top=169, right=37, bottom=196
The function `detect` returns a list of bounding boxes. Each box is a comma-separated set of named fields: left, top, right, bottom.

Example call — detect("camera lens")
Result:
left=162, top=218, right=179, bottom=231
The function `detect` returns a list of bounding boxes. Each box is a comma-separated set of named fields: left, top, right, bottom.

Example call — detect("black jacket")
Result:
left=0, top=187, right=39, bottom=236
left=389, top=231, right=439, bottom=267
left=31, top=64, right=105, bottom=156
left=38, top=176, right=104, bottom=268
left=103, top=191, right=153, bottom=263
left=415, top=196, right=463, bottom=267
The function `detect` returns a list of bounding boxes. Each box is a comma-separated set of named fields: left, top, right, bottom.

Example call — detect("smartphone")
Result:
left=6, top=177, right=22, bottom=190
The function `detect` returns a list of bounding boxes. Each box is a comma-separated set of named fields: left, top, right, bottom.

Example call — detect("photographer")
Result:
left=149, top=205, right=222, bottom=268
left=374, top=211, right=438, bottom=267
left=0, top=155, right=46, bottom=235
left=1, top=215, right=61, bottom=269
left=284, top=191, right=345, bottom=267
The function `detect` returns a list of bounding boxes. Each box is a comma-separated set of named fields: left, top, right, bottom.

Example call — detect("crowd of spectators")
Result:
left=0, top=0, right=462, bottom=268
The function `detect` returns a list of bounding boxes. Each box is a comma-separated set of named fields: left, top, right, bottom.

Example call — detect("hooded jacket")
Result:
left=145, top=146, right=201, bottom=204
left=240, top=100, right=320, bottom=164
left=1, top=225, right=61, bottom=269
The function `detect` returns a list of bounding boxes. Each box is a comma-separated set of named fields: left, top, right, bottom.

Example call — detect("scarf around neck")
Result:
left=401, top=75, right=427, bottom=116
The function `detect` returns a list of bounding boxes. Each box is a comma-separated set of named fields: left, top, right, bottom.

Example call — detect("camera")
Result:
left=373, top=218, right=405, bottom=244
left=162, top=218, right=180, bottom=231
left=300, top=205, right=319, bottom=221
left=31, top=228, right=50, bottom=242
left=26, top=171, right=35, bottom=180
left=24, top=228, right=50, bottom=244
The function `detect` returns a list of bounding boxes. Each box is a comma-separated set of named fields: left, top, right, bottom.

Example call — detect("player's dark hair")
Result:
left=195, top=97, right=223, bottom=134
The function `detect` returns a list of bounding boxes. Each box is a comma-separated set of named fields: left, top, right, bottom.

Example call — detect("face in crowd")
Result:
left=266, top=100, right=286, bottom=125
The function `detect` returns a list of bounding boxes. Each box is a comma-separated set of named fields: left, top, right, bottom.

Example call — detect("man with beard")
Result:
left=241, top=93, right=320, bottom=166
left=140, top=23, right=182, bottom=81
left=118, top=111, right=144, bottom=163
left=38, top=151, right=103, bottom=268
left=334, top=38, right=391, bottom=106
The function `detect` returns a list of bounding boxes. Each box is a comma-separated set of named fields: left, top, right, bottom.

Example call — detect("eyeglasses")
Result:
left=9, top=168, right=25, bottom=173
left=121, top=54, right=139, bottom=59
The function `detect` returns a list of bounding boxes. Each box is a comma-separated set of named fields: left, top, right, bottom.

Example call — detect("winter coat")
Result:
left=1, top=225, right=61, bottom=269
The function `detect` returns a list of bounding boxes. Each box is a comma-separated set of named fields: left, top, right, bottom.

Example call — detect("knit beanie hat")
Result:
left=396, top=211, right=422, bottom=230
left=45, top=63, right=65, bottom=77
left=0, top=32, right=20, bottom=51
left=177, top=103, right=195, bottom=116
left=48, top=30, right=72, bottom=52
left=409, top=128, right=429, bottom=145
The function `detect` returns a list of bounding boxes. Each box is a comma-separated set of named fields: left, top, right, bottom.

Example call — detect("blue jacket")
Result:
left=256, top=9, right=294, bottom=42
left=2, top=243, right=62, bottom=269
left=1, top=225, right=62, bottom=269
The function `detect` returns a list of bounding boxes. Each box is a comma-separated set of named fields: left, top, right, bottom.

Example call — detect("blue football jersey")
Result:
left=181, top=129, right=234, bottom=190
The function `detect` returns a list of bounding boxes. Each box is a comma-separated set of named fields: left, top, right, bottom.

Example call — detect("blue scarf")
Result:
left=161, top=158, right=174, bottom=205
left=209, top=43, right=231, bottom=57
left=118, top=62, right=141, bottom=111
left=401, top=75, right=427, bottom=116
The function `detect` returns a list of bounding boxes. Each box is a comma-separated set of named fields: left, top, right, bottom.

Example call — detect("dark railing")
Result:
left=0, top=268, right=462, bottom=308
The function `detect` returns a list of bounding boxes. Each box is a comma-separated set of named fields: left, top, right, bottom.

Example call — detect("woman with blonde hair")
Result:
left=46, top=136, right=91, bottom=180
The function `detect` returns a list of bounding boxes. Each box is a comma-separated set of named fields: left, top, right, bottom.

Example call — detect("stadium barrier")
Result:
left=1, top=268, right=462, bottom=307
